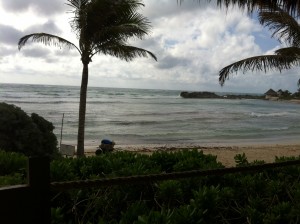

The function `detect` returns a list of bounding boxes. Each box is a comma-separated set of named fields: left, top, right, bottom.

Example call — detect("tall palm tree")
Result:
left=18, top=0, right=157, bottom=157
left=218, top=3, right=300, bottom=87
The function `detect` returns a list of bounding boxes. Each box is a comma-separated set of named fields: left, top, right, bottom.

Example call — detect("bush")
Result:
left=48, top=151, right=300, bottom=223
left=0, top=103, right=58, bottom=157
left=0, top=173, right=25, bottom=187
left=0, top=150, right=27, bottom=175
left=2, top=148, right=300, bottom=223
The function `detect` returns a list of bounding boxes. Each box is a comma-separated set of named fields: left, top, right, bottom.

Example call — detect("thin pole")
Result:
left=60, top=113, right=64, bottom=149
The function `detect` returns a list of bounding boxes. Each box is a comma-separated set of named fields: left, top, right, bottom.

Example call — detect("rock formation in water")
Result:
left=180, top=91, right=221, bottom=98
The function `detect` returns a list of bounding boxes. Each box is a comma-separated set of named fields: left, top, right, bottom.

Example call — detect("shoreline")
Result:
left=84, top=142, right=300, bottom=167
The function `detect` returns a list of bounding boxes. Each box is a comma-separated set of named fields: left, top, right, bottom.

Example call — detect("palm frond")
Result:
left=115, top=12, right=151, bottom=38
left=219, top=54, right=300, bottom=86
left=275, top=46, right=300, bottom=56
left=179, top=0, right=300, bottom=16
left=90, top=18, right=151, bottom=46
left=77, top=0, right=155, bottom=61
left=215, top=0, right=300, bottom=16
left=85, top=0, right=148, bottom=34
left=67, top=0, right=89, bottom=36
left=259, top=7, right=300, bottom=46
left=97, top=44, right=157, bottom=61
left=66, top=0, right=89, bottom=10
left=18, top=33, right=80, bottom=53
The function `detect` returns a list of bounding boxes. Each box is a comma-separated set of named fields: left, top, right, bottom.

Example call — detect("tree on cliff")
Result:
left=218, top=3, right=300, bottom=87
left=18, top=0, right=157, bottom=157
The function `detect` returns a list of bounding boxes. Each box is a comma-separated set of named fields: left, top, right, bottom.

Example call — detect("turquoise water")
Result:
left=0, top=83, right=299, bottom=146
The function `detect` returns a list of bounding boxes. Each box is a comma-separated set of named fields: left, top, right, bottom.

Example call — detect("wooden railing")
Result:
left=1, top=157, right=300, bottom=223
left=0, top=157, right=51, bottom=224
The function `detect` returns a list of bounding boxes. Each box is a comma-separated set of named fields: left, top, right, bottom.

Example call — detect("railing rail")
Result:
left=0, top=157, right=50, bottom=224
left=51, top=159, right=300, bottom=190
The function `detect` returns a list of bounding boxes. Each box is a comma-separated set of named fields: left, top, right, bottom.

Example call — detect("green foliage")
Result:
left=0, top=103, right=58, bottom=157
left=51, top=207, right=67, bottom=224
left=31, top=113, right=58, bottom=157
left=137, top=209, right=174, bottom=224
left=234, top=153, right=249, bottom=166
left=0, top=150, right=27, bottom=187
left=2, top=149, right=300, bottom=223
left=46, top=150, right=300, bottom=223
left=0, top=173, right=25, bottom=187
left=0, top=150, right=27, bottom=175
left=155, top=180, right=184, bottom=207
left=50, top=159, right=78, bottom=181
left=150, top=149, right=223, bottom=173
left=119, top=202, right=149, bottom=224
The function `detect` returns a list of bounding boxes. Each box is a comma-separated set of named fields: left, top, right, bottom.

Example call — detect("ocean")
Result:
left=1, top=83, right=299, bottom=147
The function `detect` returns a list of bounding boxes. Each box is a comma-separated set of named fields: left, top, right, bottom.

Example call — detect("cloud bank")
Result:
left=0, top=0, right=299, bottom=93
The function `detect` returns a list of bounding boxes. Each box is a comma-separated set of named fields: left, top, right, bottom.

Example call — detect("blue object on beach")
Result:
left=101, top=139, right=113, bottom=145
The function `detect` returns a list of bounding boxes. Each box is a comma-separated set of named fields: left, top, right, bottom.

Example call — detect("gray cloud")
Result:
left=0, top=0, right=66, bottom=15
left=156, top=55, right=188, bottom=69
left=55, top=48, right=79, bottom=57
left=143, top=0, right=217, bottom=20
left=0, top=20, right=62, bottom=48
left=25, top=20, right=62, bottom=34
left=21, top=47, right=51, bottom=58
left=0, top=24, right=23, bottom=45
left=1, top=0, right=298, bottom=93
left=0, top=46, right=16, bottom=56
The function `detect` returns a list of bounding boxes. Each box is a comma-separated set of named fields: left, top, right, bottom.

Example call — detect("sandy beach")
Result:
left=85, top=142, right=300, bottom=167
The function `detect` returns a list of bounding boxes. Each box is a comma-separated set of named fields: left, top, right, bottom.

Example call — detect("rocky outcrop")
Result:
left=224, top=94, right=264, bottom=99
left=180, top=91, right=264, bottom=99
left=180, top=91, right=221, bottom=98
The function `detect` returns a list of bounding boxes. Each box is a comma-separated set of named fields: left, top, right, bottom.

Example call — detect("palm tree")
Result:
left=18, top=0, right=157, bottom=157
left=217, top=0, right=300, bottom=15
left=180, top=0, right=300, bottom=16
left=218, top=3, right=300, bottom=87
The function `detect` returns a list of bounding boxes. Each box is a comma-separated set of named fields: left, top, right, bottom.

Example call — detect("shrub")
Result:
left=0, top=103, right=58, bottom=157
left=0, top=150, right=27, bottom=176
left=31, top=113, right=58, bottom=157
left=0, top=150, right=27, bottom=187
left=0, top=173, right=24, bottom=187
left=3, top=148, right=300, bottom=223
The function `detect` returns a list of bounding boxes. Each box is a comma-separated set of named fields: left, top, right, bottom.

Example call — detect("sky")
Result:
left=0, top=0, right=299, bottom=94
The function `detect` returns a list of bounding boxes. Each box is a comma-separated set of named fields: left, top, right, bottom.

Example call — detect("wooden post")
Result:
left=28, top=157, right=51, bottom=224
left=60, top=113, right=64, bottom=149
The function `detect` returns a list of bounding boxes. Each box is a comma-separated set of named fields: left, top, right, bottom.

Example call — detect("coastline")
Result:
left=84, top=142, right=300, bottom=167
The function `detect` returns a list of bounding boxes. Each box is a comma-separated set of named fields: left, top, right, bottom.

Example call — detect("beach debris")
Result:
left=96, top=139, right=115, bottom=155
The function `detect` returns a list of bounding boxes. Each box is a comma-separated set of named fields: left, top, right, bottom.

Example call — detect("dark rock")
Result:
left=180, top=91, right=264, bottom=100
left=180, top=91, right=221, bottom=98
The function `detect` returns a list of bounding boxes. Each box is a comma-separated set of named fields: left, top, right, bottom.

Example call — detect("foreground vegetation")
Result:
left=1, top=150, right=300, bottom=223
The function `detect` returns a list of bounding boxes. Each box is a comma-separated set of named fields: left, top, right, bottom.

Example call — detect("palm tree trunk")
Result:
left=77, top=62, right=89, bottom=157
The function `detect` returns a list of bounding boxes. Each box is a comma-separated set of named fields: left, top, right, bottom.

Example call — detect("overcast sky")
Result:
left=0, top=0, right=299, bottom=93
